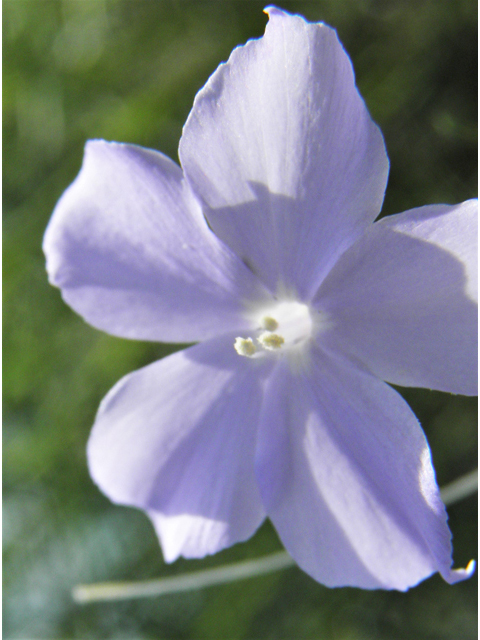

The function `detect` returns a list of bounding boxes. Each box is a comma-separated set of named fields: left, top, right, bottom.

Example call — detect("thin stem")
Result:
left=440, top=468, right=478, bottom=507
left=73, top=467, right=477, bottom=604
left=73, top=551, right=294, bottom=603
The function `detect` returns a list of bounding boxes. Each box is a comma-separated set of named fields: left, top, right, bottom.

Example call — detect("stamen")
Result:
left=234, top=337, right=257, bottom=357
left=235, top=299, right=320, bottom=360
left=258, top=332, right=285, bottom=350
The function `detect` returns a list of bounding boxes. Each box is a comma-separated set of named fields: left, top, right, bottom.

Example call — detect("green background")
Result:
left=3, top=0, right=477, bottom=638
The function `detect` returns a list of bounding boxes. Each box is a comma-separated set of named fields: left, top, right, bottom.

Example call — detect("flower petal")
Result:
left=179, top=7, right=388, bottom=298
left=43, top=140, right=268, bottom=343
left=315, top=200, right=478, bottom=395
left=255, top=348, right=470, bottom=590
left=88, top=335, right=269, bottom=562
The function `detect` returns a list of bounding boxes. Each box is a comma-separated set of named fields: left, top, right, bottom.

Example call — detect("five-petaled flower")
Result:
left=44, top=6, right=477, bottom=590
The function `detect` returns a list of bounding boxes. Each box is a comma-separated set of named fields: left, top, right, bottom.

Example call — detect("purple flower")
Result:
left=43, top=7, right=477, bottom=590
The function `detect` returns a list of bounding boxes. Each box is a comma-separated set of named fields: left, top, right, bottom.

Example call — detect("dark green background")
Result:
left=3, top=1, right=477, bottom=638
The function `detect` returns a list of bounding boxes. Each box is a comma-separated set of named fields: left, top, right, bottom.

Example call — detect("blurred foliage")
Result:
left=3, top=0, right=477, bottom=638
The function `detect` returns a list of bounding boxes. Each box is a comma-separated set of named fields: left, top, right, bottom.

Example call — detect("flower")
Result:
left=43, top=6, right=477, bottom=591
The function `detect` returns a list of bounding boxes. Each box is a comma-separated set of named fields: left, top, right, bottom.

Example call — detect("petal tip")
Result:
left=263, top=5, right=327, bottom=29
left=443, top=559, right=476, bottom=584
left=263, top=6, right=285, bottom=18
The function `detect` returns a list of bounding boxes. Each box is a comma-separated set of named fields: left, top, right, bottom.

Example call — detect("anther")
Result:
left=234, top=337, right=257, bottom=357
left=261, top=316, right=279, bottom=331
left=258, top=332, right=285, bottom=350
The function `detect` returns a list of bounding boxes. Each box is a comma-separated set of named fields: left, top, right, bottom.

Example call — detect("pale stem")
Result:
left=73, top=468, right=477, bottom=604
left=73, top=551, right=294, bottom=603
left=440, top=468, right=478, bottom=507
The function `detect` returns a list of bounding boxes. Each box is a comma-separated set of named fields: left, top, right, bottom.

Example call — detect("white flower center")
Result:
left=234, top=300, right=315, bottom=359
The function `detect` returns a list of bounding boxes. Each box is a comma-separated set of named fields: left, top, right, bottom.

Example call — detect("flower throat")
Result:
left=234, top=300, right=313, bottom=358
